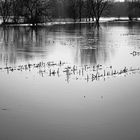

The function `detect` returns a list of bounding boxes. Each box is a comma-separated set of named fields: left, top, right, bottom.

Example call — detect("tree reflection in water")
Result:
left=0, top=24, right=113, bottom=67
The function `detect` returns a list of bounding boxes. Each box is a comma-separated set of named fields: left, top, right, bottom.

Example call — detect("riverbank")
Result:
left=0, top=17, right=140, bottom=27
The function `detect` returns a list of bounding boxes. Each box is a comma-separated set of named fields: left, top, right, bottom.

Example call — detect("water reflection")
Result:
left=0, top=23, right=140, bottom=68
left=0, top=24, right=112, bottom=67
left=1, top=23, right=140, bottom=140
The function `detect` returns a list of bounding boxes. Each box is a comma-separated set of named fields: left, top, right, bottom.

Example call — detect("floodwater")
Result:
left=0, top=22, right=140, bottom=140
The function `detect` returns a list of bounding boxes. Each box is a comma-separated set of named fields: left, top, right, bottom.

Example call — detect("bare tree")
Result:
left=68, top=0, right=78, bottom=22
left=11, top=0, right=24, bottom=23
left=85, top=0, right=94, bottom=21
left=77, top=0, right=84, bottom=22
left=127, top=0, right=140, bottom=21
left=60, top=0, right=67, bottom=20
left=91, top=0, right=109, bottom=26
left=0, top=0, right=12, bottom=24
left=22, top=0, right=50, bottom=26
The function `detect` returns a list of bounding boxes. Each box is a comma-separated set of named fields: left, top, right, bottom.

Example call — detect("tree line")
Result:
left=0, top=0, right=140, bottom=26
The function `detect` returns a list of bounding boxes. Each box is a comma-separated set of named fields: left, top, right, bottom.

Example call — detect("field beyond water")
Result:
left=0, top=22, right=140, bottom=140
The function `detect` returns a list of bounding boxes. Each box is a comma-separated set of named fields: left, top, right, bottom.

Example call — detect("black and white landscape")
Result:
left=0, top=0, right=140, bottom=140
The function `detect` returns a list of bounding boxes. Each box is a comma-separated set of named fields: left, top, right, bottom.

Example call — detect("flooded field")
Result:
left=0, top=22, right=140, bottom=140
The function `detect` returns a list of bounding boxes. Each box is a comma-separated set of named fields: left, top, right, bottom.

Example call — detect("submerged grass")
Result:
left=0, top=60, right=140, bottom=83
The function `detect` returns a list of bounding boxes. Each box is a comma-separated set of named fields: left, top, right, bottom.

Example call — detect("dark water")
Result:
left=0, top=22, right=140, bottom=140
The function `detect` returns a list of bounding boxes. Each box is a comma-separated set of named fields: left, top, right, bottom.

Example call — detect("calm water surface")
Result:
left=0, top=22, right=140, bottom=140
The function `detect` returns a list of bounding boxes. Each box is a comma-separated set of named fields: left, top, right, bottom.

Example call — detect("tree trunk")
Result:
left=96, top=18, right=100, bottom=28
